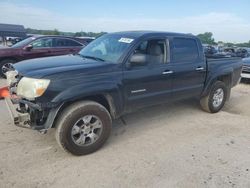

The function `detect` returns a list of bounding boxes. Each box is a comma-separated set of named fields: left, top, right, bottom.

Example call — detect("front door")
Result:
left=123, top=38, right=173, bottom=112
left=22, top=37, right=53, bottom=60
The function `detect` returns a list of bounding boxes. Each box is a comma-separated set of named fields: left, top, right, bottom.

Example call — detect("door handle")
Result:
left=162, top=70, right=174, bottom=75
left=195, top=67, right=205, bottom=71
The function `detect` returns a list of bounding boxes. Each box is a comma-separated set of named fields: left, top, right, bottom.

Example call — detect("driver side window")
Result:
left=31, top=38, right=53, bottom=48
left=131, top=39, right=167, bottom=66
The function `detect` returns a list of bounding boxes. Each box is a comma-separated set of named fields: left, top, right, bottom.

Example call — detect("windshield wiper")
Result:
left=79, top=54, right=105, bottom=62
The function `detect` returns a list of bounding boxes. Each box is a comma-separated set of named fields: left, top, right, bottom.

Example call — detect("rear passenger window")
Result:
left=172, top=38, right=199, bottom=62
left=54, top=38, right=82, bottom=47
left=65, top=39, right=82, bottom=47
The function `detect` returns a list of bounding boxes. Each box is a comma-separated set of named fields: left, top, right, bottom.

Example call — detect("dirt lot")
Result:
left=0, top=79, right=250, bottom=188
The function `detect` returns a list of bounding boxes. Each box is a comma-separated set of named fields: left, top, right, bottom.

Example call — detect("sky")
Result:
left=0, top=0, right=250, bottom=42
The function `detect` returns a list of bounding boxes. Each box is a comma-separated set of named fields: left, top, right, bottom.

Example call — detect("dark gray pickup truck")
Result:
left=4, top=31, right=242, bottom=155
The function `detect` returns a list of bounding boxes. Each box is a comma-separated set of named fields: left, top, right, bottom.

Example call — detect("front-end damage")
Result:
left=3, top=70, right=62, bottom=133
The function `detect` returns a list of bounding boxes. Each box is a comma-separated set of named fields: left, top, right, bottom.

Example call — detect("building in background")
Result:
left=0, top=23, right=27, bottom=47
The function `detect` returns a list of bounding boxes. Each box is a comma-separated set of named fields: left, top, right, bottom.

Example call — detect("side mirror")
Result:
left=24, top=44, right=33, bottom=51
left=130, top=54, right=147, bottom=66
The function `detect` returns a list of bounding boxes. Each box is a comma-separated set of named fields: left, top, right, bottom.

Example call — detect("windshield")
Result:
left=11, top=37, right=36, bottom=48
left=79, top=34, right=134, bottom=63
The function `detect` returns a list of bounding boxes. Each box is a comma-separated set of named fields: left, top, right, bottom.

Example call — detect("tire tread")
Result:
left=55, top=100, right=111, bottom=155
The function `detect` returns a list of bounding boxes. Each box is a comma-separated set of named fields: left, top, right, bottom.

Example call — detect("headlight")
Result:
left=17, top=77, right=50, bottom=100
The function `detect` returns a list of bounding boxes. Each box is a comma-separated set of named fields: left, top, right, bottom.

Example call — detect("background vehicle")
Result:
left=236, top=48, right=249, bottom=58
left=203, top=45, right=232, bottom=58
left=76, top=37, right=95, bottom=45
left=221, top=47, right=250, bottom=58
left=241, top=57, right=250, bottom=79
left=4, top=31, right=242, bottom=155
left=0, top=35, right=90, bottom=77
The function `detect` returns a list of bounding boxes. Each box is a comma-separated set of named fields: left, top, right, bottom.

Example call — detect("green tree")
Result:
left=74, top=31, right=107, bottom=38
left=51, top=29, right=60, bottom=35
left=42, top=29, right=60, bottom=35
left=74, top=32, right=83, bottom=37
left=235, top=40, right=250, bottom=48
left=197, top=32, right=215, bottom=45
left=224, top=42, right=235, bottom=47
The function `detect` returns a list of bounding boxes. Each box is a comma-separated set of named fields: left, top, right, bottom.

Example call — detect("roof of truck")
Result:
left=112, top=30, right=195, bottom=38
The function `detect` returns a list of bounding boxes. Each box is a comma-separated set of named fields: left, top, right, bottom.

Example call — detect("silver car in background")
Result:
left=242, top=57, right=250, bottom=79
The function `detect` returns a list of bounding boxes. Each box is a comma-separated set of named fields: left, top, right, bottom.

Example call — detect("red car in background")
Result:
left=0, top=35, right=94, bottom=77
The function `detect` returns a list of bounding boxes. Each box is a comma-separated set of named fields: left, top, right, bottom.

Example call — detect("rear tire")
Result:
left=55, top=101, right=112, bottom=155
left=200, top=81, right=228, bottom=113
left=0, top=59, right=16, bottom=78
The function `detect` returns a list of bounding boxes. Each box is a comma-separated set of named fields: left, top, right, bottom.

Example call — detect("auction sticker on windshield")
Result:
left=118, top=38, right=134, bottom=43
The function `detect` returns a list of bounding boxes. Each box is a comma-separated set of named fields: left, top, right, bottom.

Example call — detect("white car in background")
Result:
left=242, top=57, right=250, bottom=79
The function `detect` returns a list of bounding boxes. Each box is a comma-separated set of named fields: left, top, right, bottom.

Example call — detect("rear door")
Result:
left=123, top=37, right=173, bottom=111
left=170, top=37, right=206, bottom=99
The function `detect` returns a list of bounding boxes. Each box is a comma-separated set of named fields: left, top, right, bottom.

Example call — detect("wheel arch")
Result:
left=51, top=93, right=117, bottom=128
left=202, top=71, right=233, bottom=99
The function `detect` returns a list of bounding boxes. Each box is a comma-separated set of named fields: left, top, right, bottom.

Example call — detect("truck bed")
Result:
left=206, top=57, right=242, bottom=88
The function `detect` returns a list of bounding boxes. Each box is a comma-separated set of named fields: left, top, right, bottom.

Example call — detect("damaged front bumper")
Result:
left=4, top=96, right=63, bottom=133
left=2, top=70, right=62, bottom=133
left=5, top=97, right=30, bottom=128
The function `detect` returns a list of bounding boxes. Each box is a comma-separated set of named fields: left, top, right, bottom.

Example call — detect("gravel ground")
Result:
left=0, top=79, right=250, bottom=188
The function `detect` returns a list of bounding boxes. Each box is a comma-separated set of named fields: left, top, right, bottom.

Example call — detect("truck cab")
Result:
left=123, top=34, right=206, bottom=111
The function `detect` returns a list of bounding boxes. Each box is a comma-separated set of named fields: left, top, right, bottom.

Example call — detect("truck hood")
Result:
left=14, top=54, right=115, bottom=78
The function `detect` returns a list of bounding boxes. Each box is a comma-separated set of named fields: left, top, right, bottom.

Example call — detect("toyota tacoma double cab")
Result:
left=3, top=31, right=242, bottom=155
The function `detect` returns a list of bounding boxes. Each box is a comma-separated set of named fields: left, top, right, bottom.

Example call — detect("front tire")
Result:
left=200, top=81, right=228, bottom=113
left=55, top=101, right=112, bottom=155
